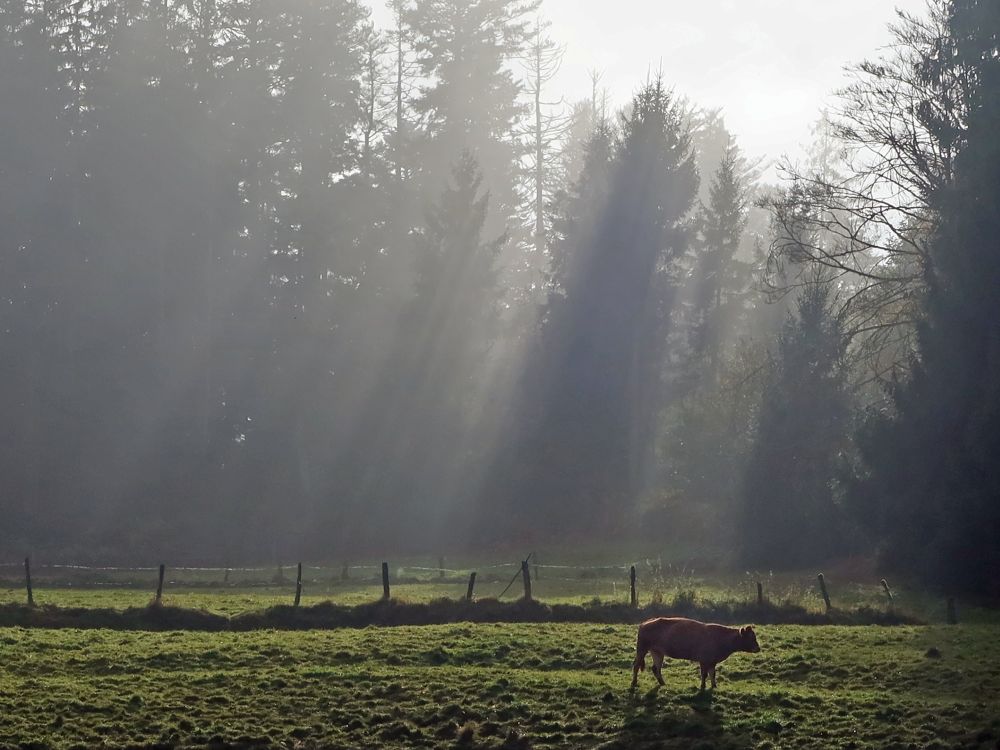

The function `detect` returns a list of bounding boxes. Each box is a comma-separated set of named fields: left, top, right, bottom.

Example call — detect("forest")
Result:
left=1, top=0, right=998, bottom=598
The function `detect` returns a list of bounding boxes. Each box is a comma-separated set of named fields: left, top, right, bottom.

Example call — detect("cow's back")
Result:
left=640, top=617, right=732, bottom=663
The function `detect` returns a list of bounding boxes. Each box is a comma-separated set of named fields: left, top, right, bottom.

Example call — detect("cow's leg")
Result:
left=651, top=651, right=666, bottom=686
left=699, top=663, right=709, bottom=691
left=710, top=665, right=717, bottom=689
left=631, top=651, right=643, bottom=689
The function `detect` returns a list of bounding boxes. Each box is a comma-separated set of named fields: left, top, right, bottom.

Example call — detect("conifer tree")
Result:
left=329, top=152, right=506, bottom=550
left=404, top=0, right=538, bottom=235
left=689, top=141, right=752, bottom=370
left=740, top=278, right=851, bottom=567
left=498, top=77, right=698, bottom=538
left=0, top=0, right=75, bottom=545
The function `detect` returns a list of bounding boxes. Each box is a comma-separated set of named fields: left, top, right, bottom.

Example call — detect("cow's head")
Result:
left=739, top=625, right=761, bottom=653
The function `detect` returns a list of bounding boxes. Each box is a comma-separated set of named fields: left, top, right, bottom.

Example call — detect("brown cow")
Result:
left=631, top=617, right=761, bottom=691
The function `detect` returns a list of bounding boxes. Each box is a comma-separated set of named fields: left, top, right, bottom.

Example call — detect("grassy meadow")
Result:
left=1, top=560, right=997, bottom=748
left=1, top=621, right=999, bottom=749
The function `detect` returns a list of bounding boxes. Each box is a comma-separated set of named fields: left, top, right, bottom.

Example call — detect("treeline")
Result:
left=748, top=0, right=1000, bottom=595
left=0, top=0, right=556, bottom=560
left=1, top=0, right=997, bottom=595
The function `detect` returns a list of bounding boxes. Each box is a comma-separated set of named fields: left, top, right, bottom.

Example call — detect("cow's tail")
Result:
left=631, top=632, right=648, bottom=686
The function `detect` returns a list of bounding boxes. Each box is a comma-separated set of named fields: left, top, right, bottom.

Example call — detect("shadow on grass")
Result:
left=596, top=686, right=750, bottom=750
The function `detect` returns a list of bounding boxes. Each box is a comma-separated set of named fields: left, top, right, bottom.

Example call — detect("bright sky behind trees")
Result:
left=368, top=0, right=927, bottom=170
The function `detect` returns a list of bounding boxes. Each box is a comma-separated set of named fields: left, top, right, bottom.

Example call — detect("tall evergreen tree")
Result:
left=0, top=0, right=76, bottom=547
left=497, top=78, right=699, bottom=539
left=329, top=152, right=505, bottom=551
left=71, top=3, right=239, bottom=550
left=688, top=140, right=752, bottom=370
left=740, top=278, right=852, bottom=567
left=404, top=0, right=537, bottom=235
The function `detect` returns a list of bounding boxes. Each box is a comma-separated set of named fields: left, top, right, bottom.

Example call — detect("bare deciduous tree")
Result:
left=519, top=18, right=568, bottom=260
left=761, top=1, right=973, bottom=388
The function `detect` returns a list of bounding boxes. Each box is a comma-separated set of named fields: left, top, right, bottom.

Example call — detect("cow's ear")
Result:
left=740, top=626, right=748, bottom=635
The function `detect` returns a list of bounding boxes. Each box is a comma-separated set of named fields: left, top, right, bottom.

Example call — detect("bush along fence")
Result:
left=0, top=556, right=937, bottom=630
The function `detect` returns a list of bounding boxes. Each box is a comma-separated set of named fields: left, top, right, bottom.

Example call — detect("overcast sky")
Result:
left=368, top=0, right=929, bottom=175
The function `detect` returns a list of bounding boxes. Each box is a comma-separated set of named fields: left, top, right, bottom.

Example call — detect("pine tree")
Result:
left=328, top=152, right=506, bottom=550
left=404, top=0, right=538, bottom=235
left=499, top=77, right=699, bottom=539
left=740, top=278, right=852, bottom=567
left=408, top=150, right=506, bottom=377
left=0, top=0, right=75, bottom=547
left=689, top=141, right=752, bottom=371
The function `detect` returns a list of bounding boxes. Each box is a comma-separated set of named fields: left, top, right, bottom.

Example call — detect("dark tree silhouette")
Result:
left=496, top=77, right=698, bottom=539
left=688, top=140, right=753, bottom=372
left=852, top=0, right=1000, bottom=595
left=740, top=278, right=852, bottom=567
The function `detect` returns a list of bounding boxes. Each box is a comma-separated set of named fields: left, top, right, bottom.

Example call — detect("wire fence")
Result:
left=0, top=555, right=935, bottom=623
left=0, top=554, right=664, bottom=611
left=0, top=557, right=654, bottom=589
left=2, top=556, right=709, bottom=608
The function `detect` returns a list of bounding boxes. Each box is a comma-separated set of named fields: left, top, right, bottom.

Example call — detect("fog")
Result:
left=2, top=0, right=997, bottom=594
left=369, top=0, right=929, bottom=170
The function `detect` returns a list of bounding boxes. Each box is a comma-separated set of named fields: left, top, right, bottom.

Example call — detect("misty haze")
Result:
left=1, top=0, right=999, bottom=747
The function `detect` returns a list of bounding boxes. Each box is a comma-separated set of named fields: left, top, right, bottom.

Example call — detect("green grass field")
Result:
left=1, top=621, right=998, bottom=749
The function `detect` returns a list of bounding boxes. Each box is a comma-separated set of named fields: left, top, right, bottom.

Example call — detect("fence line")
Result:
left=0, top=560, right=644, bottom=575
left=0, top=563, right=387, bottom=574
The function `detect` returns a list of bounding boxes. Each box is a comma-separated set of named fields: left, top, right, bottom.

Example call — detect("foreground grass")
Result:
left=0, top=622, right=998, bottom=749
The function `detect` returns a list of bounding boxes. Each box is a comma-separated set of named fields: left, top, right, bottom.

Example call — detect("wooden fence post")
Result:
left=817, top=573, right=831, bottom=613
left=154, top=564, right=165, bottom=604
left=438, top=556, right=445, bottom=579
left=224, top=568, right=230, bottom=584
left=466, top=572, right=476, bottom=601
left=294, top=563, right=302, bottom=607
left=880, top=578, right=893, bottom=604
left=24, top=557, right=33, bottom=607
left=756, top=581, right=764, bottom=607
left=382, top=562, right=390, bottom=600
left=521, top=559, right=532, bottom=601
left=947, top=597, right=957, bottom=624
left=629, top=565, right=637, bottom=607
left=341, top=563, right=349, bottom=581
